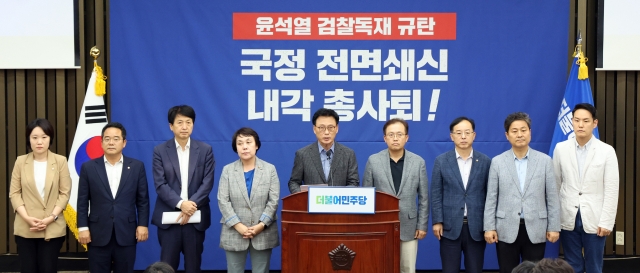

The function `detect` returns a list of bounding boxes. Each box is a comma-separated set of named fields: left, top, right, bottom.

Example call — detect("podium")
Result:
left=281, top=190, right=400, bottom=273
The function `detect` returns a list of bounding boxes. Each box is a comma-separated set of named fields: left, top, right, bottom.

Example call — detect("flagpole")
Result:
left=65, top=46, right=108, bottom=250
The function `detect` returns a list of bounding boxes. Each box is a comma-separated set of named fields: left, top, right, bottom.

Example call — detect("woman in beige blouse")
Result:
left=9, top=118, right=71, bottom=273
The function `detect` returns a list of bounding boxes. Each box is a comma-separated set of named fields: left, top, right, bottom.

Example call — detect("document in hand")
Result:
left=161, top=210, right=201, bottom=224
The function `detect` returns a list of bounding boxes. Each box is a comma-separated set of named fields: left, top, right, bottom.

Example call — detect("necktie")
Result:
left=326, top=149, right=333, bottom=160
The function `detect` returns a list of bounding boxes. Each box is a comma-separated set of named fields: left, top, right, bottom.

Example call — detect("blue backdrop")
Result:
left=110, top=0, right=569, bottom=270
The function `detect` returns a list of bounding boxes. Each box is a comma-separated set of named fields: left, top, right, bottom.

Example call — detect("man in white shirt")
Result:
left=77, top=122, right=150, bottom=273
left=431, top=117, right=491, bottom=273
left=553, top=103, right=619, bottom=273
left=151, top=105, right=215, bottom=273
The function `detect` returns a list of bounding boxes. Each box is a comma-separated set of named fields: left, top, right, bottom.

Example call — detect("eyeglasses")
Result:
left=102, top=137, right=122, bottom=143
left=451, top=130, right=474, bottom=137
left=316, top=125, right=336, bottom=132
left=386, top=133, right=406, bottom=139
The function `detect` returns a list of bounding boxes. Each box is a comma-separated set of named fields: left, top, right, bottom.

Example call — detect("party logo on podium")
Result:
left=328, top=243, right=356, bottom=270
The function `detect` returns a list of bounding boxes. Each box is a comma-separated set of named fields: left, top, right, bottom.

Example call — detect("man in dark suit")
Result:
left=77, top=122, right=150, bottom=273
left=288, top=108, right=359, bottom=193
left=430, top=117, right=490, bottom=273
left=151, top=105, right=215, bottom=273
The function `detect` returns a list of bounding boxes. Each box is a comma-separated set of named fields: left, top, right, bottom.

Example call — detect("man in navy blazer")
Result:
left=431, top=117, right=490, bottom=273
left=77, top=122, right=150, bottom=273
left=151, top=105, right=215, bottom=273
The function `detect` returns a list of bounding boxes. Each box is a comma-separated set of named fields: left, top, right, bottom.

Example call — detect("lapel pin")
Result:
left=128, top=166, right=130, bottom=169
left=476, top=159, right=478, bottom=162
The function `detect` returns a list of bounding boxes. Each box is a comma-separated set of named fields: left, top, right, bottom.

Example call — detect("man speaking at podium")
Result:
left=288, top=108, right=359, bottom=193
left=363, top=118, right=429, bottom=273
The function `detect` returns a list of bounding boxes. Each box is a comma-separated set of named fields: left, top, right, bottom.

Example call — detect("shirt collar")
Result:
left=512, top=148, right=530, bottom=160
left=317, top=141, right=335, bottom=154
left=574, top=135, right=595, bottom=150
left=455, top=149, right=474, bottom=160
left=103, top=155, right=124, bottom=165
left=175, top=138, right=191, bottom=150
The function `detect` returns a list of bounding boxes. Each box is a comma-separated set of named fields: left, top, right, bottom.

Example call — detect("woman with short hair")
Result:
left=9, top=118, right=71, bottom=273
left=217, top=127, right=280, bottom=273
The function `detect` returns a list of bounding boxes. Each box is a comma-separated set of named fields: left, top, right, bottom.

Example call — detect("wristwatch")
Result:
left=50, top=213, right=58, bottom=221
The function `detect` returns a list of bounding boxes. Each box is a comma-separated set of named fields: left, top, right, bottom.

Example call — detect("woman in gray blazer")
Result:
left=217, top=127, right=280, bottom=273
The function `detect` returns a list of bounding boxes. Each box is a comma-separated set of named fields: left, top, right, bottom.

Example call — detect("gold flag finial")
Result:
left=90, top=46, right=107, bottom=96
left=573, top=31, right=589, bottom=80
left=90, top=46, right=101, bottom=60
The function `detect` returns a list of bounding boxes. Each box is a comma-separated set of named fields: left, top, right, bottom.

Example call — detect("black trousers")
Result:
left=87, top=228, right=137, bottom=273
left=15, top=235, right=65, bottom=273
left=495, top=222, right=546, bottom=273
left=439, top=222, right=486, bottom=273
left=158, top=223, right=205, bottom=273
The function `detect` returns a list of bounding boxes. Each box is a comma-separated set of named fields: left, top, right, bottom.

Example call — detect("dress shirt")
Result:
left=575, top=136, right=594, bottom=181
left=455, top=149, right=473, bottom=216
left=175, top=138, right=191, bottom=209
left=389, top=151, right=405, bottom=194
left=513, top=149, right=529, bottom=219
left=79, top=155, right=123, bottom=231
left=317, top=142, right=335, bottom=182
left=105, top=155, right=124, bottom=198
left=33, top=160, right=48, bottom=200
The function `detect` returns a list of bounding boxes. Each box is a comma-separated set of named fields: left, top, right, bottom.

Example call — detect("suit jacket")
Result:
left=483, top=148, right=560, bottom=244
left=363, top=149, right=428, bottom=241
left=431, top=150, right=491, bottom=242
left=77, top=156, right=150, bottom=247
left=217, top=157, right=280, bottom=251
left=151, top=139, right=215, bottom=231
left=288, top=142, right=359, bottom=193
left=553, top=137, right=619, bottom=233
left=9, top=151, right=71, bottom=240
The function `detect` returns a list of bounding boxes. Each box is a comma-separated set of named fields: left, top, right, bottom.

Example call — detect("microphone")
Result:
left=326, top=150, right=333, bottom=186
left=330, top=168, right=334, bottom=187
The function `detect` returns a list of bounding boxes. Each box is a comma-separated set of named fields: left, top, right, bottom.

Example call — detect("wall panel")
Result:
left=1, top=0, right=637, bottom=258
left=0, top=0, right=108, bottom=254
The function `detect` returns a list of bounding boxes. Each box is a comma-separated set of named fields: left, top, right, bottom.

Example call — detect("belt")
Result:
left=462, top=217, right=468, bottom=224
left=520, top=219, right=526, bottom=225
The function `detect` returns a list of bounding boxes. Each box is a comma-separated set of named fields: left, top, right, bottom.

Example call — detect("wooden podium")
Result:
left=281, top=191, right=400, bottom=273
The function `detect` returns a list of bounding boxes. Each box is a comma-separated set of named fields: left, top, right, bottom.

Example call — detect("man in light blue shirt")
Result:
left=514, top=150, right=529, bottom=219
left=484, top=112, right=560, bottom=273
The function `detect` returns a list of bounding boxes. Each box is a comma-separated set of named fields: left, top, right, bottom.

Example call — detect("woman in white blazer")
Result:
left=217, top=127, right=280, bottom=273
left=9, top=118, right=71, bottom=273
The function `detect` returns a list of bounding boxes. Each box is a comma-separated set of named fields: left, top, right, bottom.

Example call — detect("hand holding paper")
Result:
left=162, top=210, right=201, bottom=225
